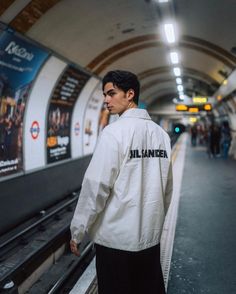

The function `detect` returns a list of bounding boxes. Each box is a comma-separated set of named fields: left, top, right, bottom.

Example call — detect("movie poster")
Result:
left=47, top=66, right=90, bottom=163
left=0, top=28, right=49, bottom=177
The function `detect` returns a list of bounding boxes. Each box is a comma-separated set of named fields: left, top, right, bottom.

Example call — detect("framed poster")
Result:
left=46, top=65, right=90, bottom=163
left=0, top=28, right=49, bottom=177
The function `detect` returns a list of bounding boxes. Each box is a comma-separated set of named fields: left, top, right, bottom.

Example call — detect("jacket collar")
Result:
left=119, top=108, right=151, bottom=120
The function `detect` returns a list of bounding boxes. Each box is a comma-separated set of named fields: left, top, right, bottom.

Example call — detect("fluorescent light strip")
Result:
left=158, top=0, right=169, bottom=2
left=176, top=78, right=182, bottom=84
left=170, top=52, right=179, bottom=64
left=173, top=67, right=181, bottom=76
left=177, top=85, right=183, bottom=92
left=164, top=23, right=176, bottom=43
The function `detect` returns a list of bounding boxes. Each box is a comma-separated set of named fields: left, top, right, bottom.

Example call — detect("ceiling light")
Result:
left=158, top=0, right=169, bottom=2
left=170, top=52, right=179, bottom=64
left=223, top=79, right=228, bottom=85
left=176, top=78, right=182, bottom=84
left=164, top=23, right=176, bottom=43
left=177, top=85, right=183, bottom=92
left=173, top=67, right=181, bottom=76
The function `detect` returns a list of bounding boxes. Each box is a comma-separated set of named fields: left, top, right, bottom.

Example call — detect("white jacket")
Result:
left=71, top=108, right=173, bottom=251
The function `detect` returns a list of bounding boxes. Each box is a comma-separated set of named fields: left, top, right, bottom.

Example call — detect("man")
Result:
left=70, top=70, right=173, bottom=294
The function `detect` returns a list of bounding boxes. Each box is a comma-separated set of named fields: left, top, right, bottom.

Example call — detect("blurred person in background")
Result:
left=190, top=124, right=198, bottom=147
left=221, top=121, right=232, bottom=159
left=209, top=123, right=221, bottom=158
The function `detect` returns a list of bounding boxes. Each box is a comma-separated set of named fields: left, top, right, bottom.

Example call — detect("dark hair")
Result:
left=102, top=70, right=140, bottom=105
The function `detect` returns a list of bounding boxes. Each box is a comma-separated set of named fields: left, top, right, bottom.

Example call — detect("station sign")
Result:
left=30, top=121, right=40, bottom=139
left=176, top=103, right=212, bottom=112
left=192, top=97, right=208, bottom=103
left=189, top=107, right=199, bottom=113
left=175, top=104, right=188, bottom=111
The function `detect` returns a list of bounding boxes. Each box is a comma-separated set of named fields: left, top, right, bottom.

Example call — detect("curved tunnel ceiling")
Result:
left=1, top=0, right=236, bottom=111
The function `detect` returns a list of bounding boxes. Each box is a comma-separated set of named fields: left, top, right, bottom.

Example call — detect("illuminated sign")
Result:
left=204, top=104, right=212, bottom=111
left=192, top=97, right=208, bottom=103
left=189, top=107, right=199, bottom=113
left=175, top=103, right=212, bottom=112
left=176, top=104, right=188, bottom=111
left=189, top=117, right=197, bottom=123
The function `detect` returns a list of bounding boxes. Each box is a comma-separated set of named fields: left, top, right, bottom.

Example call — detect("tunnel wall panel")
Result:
left=0, top=155, right=92, bottom=236
left=83, top=83, right=104, bottom=155
left=24, top=56, right=67, bottom=171
left=71, top=76, right=100, bottom=158
left=0, top=24, right=108, bottom=237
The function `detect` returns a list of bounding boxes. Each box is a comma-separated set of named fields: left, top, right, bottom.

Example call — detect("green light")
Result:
left=175, top=127, right=180, bottom=133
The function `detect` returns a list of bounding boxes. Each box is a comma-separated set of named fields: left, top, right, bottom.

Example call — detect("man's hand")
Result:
left=70, top=240, right=81, bottom=256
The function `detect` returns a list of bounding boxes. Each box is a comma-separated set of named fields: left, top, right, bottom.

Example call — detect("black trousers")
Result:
left=95, top=243, right=166, bottom=294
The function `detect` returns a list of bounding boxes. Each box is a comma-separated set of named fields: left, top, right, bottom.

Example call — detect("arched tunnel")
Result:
left=0, top=1, right=236, bottom=293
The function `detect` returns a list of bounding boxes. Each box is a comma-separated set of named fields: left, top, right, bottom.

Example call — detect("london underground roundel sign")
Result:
left=30, top=121, right=40, bottom=139
left=74, top=122, right=80, bottom=136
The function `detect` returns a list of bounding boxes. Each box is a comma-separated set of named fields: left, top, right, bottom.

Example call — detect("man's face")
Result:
left=103, top=82, right=133, bottom=116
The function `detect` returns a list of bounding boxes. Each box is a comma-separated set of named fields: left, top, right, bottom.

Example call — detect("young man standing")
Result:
left=70, top=70, right=173, bottom=293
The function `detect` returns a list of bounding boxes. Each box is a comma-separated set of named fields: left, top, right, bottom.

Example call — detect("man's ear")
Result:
left=127, top=89, right=135, bottom=101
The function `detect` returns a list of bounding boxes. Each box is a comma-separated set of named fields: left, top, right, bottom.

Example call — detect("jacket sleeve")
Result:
left=164, top=160, right=173, bottom=215
left=70, top=130, right=120, bottom=244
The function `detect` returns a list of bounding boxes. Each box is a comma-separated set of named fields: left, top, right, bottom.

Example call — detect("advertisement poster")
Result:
left=47, top=66, right=89, bottom=163
left=83, top=85, right=104, bottom=155
left=98, top=103, right=110, bottom=136
left=0, top=28, right=49, bottom=177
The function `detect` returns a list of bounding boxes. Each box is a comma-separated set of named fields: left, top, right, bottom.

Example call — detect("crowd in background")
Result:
left=190, top=121, right=232, bottom=159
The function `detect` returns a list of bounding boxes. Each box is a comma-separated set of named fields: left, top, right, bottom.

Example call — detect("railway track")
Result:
left=0, top=190, right=95, bottom=293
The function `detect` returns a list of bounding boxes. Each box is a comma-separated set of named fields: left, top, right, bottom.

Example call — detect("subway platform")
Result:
left=70, top=133, right=236, bottom=294
left=168, top=133, right=236, bottom=294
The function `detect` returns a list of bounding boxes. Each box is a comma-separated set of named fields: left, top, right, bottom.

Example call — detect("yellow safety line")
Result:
left=172, top=135, right=183, bottom=163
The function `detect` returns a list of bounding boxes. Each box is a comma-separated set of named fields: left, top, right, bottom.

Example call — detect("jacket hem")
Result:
left=92, top=239, right=161, bottom=252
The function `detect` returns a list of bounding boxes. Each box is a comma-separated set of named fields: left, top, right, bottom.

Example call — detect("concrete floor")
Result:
left=167, top=139, right=236, bottom=294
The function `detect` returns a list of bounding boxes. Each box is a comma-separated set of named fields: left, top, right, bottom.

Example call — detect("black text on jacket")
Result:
left=129, top=149, right=168, bottom=159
